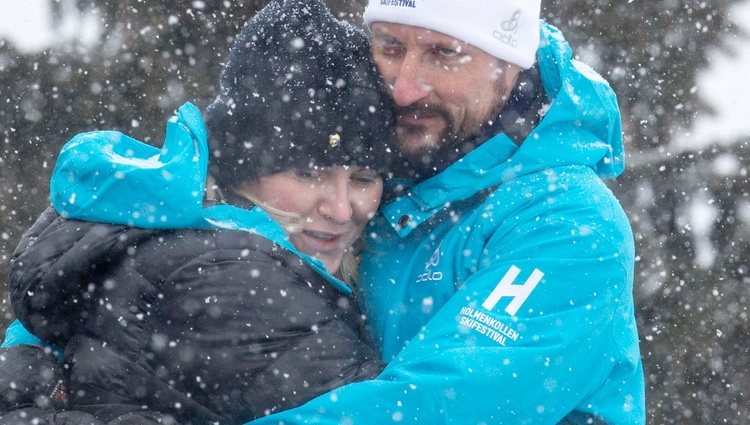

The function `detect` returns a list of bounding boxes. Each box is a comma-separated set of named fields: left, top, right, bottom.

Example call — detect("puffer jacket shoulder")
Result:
left=10, top=207, right=149, bottom=347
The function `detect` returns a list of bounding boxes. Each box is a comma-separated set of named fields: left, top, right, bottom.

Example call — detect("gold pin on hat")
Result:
left=328, top=133, right=341, bottom=148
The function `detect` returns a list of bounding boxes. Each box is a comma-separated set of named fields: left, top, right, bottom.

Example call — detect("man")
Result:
left=250, top=0, right=645, bottom=424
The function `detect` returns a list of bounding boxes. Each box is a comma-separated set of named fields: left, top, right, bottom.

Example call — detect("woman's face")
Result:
left=238, top=166, right=383, bottom=274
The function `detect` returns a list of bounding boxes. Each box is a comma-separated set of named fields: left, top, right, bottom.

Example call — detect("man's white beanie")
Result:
left=363, top=0, right=541, bottom=69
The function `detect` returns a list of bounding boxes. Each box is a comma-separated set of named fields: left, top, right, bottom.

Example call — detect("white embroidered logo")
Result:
left=415, top=242, right=444, bottom=283
left=492, top=9, right=522, bottom=47
left=482, top=265, right=544, bottom=316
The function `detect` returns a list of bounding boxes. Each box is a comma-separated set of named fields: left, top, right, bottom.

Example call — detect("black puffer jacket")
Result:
left=6, top=207, right=382, bottom=425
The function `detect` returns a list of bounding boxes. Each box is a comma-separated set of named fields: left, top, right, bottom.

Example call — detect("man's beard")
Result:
left=392, top=93, right=507, bottom=181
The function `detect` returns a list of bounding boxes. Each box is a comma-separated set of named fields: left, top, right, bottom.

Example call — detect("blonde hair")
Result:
left=206, top=175, right=362, bottom=287
left=338, top=238, right=365, bottom=289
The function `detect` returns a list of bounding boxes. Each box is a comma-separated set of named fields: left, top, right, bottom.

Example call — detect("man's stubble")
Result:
left=392, top=77, right=514, bottom=180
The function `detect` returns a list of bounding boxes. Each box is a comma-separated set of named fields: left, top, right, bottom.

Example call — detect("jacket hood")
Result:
left=397, top=22, right=624, bottom=214
left=51, top=103, right=210, bottom=229
left=518, top=22, right=624, bottom=178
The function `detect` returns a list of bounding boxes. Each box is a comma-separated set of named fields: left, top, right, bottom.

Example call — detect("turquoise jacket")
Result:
left=248, top=23, right=644, bottom=425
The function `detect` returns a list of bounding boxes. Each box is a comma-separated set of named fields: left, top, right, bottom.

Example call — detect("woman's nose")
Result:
left=318, top=184, right=353, bottom=224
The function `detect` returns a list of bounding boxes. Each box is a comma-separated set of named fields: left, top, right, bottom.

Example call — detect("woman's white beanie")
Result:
left=363, top=0, right=541, bottom=69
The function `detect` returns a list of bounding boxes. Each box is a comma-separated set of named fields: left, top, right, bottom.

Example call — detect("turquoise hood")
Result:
left=51, top=103, right=211, bottom=229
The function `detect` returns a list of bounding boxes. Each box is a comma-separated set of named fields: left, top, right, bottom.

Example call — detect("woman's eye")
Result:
left=293, top=169, right=320, bottom=180
left=351, top=173, right=380, bottom=186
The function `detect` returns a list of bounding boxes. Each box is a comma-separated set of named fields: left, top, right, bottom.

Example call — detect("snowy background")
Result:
left=2, top=0, right=750, bottom=144
left=2, top=0, right=750, bottom=424
left=0, top=0, right=98, bottom=52
left=681, top=0, right=750, bottom=148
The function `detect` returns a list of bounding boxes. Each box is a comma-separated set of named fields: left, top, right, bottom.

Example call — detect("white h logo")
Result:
left=482, top=265, right=544, bottom=316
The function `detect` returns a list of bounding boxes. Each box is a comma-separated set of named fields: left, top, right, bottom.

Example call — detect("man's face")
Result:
left=371, top=22, right=521, bottom=167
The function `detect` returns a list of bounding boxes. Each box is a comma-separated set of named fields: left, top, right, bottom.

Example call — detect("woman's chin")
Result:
left=319, top=255, right=342, bottom=275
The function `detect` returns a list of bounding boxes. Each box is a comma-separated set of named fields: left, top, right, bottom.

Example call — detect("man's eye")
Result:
left=380, top=36, right=401, bottom=48
left=375, top=41, right=402, bottom=58
left=435, top=48, right=460, bottom=58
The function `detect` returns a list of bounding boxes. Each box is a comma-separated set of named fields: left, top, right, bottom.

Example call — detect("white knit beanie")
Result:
left=363, top=0, right=541, bottom=69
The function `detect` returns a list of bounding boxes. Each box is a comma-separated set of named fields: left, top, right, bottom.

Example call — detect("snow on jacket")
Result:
left=4, top=103, right=382, bottom=425
left=248, top=22, right=645, bottom=425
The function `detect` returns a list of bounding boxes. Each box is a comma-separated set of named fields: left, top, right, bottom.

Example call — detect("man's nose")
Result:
left=390, top=55, right=431, bottom=107
left=318, top=183, right=353, bottom=224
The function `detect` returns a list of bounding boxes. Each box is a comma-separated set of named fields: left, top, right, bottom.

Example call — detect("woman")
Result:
left=0, top=0, right=395, bottom=424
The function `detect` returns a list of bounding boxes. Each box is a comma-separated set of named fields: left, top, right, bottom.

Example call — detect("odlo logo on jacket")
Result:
left=415, top=243, right=443, bottom=283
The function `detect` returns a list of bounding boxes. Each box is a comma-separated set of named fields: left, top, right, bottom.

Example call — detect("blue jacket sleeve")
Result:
left=247, top=213, right=644, bottom=424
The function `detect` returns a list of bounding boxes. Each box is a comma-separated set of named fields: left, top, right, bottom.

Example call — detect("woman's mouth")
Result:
left=300, top=230, right=344, bottom=251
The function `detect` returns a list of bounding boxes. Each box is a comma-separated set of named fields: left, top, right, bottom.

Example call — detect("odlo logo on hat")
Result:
left=493, top=9, right=521, bottom=47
